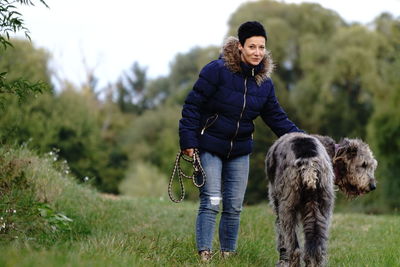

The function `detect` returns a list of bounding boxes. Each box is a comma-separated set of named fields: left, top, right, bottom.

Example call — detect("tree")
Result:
left=292, top=25, right=382, bottom=140
left=0, top=0, right=47, bottom=49
left=0, top=88, right=129, bottom=193
left=367, top=15, right=400, bottom=211
left=0, top=39, right=51, bottom=85
left=0, top=0, right=49, bottom=109
left=115, top=62, right=147, bottom=113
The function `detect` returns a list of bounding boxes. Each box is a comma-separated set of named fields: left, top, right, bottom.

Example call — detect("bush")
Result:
left=118, top=161, right=168, bottom=198
left=0, top=89, right=128, bottom=193
left=0, top=145, right=76, bottom=245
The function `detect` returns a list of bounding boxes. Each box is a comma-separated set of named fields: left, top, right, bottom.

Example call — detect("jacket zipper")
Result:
left=227, top=77, right=248, bottom=158
left=201, top=114, right=219, bottom=135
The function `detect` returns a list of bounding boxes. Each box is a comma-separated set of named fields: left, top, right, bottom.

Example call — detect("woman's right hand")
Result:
left=182, top=148, right=194, bottom=157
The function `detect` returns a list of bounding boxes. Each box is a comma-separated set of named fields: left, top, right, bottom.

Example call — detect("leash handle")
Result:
left=168, top=149, right=206, bottom=203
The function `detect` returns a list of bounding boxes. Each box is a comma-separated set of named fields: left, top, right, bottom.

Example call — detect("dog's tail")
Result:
left=295, top=158, right=321, bottom=190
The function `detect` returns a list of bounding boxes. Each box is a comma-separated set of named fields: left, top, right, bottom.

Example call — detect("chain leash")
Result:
left=168, top=149, right=206, bottom=203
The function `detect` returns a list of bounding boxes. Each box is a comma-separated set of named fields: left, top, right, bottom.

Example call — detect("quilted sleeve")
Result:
left=260, top=80, right=303, bottom=137
left=179, top=60, right=220, bottom=150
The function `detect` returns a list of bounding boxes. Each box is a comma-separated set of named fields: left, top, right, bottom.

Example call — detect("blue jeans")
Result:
left=196, top=151, right=250, bottom=252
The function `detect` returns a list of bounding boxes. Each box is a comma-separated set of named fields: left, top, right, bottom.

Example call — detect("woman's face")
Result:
left=239, top=36, right=266, bottom=66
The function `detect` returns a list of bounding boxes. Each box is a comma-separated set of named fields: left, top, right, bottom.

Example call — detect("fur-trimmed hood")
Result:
left=221, top=36, right=274, bottom=86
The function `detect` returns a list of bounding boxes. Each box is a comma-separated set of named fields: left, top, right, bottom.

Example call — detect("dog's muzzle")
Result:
left=369, top=182, right=376, bottom=191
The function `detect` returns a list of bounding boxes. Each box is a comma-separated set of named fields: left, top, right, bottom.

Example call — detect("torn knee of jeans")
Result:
left=210, top=196, right=222, bottom=206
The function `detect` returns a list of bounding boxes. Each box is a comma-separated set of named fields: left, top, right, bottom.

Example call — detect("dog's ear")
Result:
left=334, top=158, right=347, bottom=180
left=337, top=139, right=358, bottom=160
left=346, top=146, right=358, bottom=159
left=336, top=138, right=349, bottom=157
left=336, top=146, right=347, bottom=158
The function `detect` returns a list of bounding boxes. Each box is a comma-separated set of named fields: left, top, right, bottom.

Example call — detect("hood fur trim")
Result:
left=221, top=36, right=274, bottom=86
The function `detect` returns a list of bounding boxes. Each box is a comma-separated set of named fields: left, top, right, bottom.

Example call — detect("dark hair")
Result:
left=238, top=21, right=267, bottom=46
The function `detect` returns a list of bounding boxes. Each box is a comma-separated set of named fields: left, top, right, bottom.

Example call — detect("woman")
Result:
left=178, top=21, right=302, bottom=261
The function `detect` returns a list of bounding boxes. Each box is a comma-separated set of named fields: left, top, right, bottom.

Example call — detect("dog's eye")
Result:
left=361, top=162, right=367, bottom=168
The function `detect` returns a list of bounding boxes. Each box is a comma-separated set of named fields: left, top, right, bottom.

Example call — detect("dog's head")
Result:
left=333, top=138, right=378, bottom=197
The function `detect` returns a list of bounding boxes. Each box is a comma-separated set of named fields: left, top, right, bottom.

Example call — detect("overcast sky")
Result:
left=17, top=0, right=400, bottom=89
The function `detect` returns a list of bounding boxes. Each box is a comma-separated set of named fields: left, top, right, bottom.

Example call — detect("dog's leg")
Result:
left=278, top=206, right=300, bottom=267
left=275, top=216, right=300, bottom=267
left=302, top=192, right=332, bottom=267
left=275, top=216, right=288, bottom=267
left=270, top=196, right=287, bottom=266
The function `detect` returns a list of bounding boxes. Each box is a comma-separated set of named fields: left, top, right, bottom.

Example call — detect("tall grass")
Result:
left=0, top=146, right=399, bottom=266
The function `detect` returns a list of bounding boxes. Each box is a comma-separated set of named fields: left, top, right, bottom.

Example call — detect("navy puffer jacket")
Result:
left=179, top=37, right=302, bottom=158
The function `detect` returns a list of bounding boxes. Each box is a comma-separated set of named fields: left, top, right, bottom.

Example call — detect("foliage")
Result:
left=0, top=39, right=51, bottom=83
left=0, top=89, right=128, bottom=194
left=115, top=61, right=148, bottom=113
left=36, top=203, right=73, bottom=232
left=120, top=105, right=179, bottom=168
left=0, top=38, right=51, bottom=108
left=0, top=38, right=128, bottom=196
left=367, top=15, right=400, bottom=211
left=0, top=145, right=73, bottom=244
left=169, top=46, right=220, bottom=92
left=158, top=45, right=220, bottom=106
left=0, top=0, right=49, bottom=109
left=291, top=25, right=382, bottom=139
left=118, top=104, right=190, bottom=198
left=118, top=161, right=168, bottom=199
left=0, top=72, right=46, bottom=109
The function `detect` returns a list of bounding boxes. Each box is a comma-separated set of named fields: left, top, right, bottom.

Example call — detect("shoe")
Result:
left=221, top=251, right=236, bottom=259
left=199, top=250, right=212, bottom=262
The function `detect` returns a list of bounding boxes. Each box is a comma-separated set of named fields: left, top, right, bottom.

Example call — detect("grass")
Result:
left=0, top=146, right=399, bottom=266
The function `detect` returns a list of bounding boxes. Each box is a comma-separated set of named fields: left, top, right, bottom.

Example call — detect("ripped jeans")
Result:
left=196, top=151, right=249, bottom=252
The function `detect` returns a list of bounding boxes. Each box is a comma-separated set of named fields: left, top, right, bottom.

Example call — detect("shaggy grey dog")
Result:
left=265, top=132, right=377, bottom=267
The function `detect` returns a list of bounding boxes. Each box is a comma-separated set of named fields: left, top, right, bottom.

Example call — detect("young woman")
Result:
left=178, top=21, right=302, bottom=261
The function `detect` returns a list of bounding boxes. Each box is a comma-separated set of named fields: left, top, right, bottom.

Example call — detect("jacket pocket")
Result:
left=201, top=114, right=219, bottom=135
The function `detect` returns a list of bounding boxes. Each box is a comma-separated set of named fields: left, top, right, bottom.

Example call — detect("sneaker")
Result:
left=198, top=250, right=212, bottom=262
left=221, top=251, right=236, bottom=259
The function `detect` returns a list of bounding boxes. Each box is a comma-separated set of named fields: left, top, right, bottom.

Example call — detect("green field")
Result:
left=1, top=147, right=399, bottom=266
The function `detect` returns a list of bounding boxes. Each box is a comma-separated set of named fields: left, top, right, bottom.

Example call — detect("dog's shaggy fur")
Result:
left=265, top=132, right=377, bottom=267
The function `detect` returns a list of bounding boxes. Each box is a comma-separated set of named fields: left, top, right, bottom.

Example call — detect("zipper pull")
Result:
left=201, top=128, right=205, bottom=135
left=252, top=68, right=254, bottom=76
